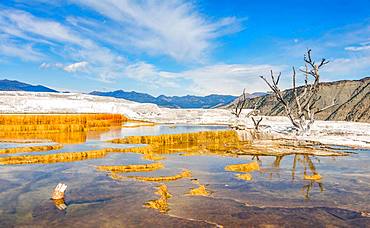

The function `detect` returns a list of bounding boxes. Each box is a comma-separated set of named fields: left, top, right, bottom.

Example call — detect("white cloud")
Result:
left=70, top=0, right=243, bottom=62
left=118, top=62, right=285, bottom=95
left=0, top=36, right=44, bottom=61
left=322, top=56, right=370, bottom=76
left=0, top=8, right=127, bottom=82
left=40, top=62, right=64, bottom=69
left=277, top=22, right=370, bottom=82
left=63, top=61, right=89, bottom=72
left=0, top=3, right=246, bottom=92
left=171, top=64, right=286, bottom=95
left=40, top=61, right=89, bottom=73
left=0, top=9, right=88, bottom=46
left=345, top=44, right=370, bottom=51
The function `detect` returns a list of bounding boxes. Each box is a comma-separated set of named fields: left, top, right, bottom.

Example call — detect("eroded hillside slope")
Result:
left=233, top=77, right=369, bottom=122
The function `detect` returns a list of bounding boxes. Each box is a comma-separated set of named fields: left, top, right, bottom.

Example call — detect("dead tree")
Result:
left=260, top=49, right=336, bottom=134
left=247, top=97, right=264, bottom=131
left=231, top=89, right=248, bottom=118
left=251, top=116, right=263, bottom=131
left=231, top=89, right=264, bottom=131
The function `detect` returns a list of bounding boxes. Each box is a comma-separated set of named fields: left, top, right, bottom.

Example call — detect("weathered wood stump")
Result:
left=51, top=183, right=67, bottom=200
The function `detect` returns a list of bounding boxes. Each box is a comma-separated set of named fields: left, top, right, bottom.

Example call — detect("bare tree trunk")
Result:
left=260, top=49, right=336, bottom=135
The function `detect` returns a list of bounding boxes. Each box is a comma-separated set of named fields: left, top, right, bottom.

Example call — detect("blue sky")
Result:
left=0, top=0, right=369, bottom=96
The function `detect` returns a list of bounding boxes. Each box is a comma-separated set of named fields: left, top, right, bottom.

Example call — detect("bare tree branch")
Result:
left=260, top=49, right=336, bottom=134
left=251, top=116, right=263, bottom=131
left=231, top=89, right=248, bottom=118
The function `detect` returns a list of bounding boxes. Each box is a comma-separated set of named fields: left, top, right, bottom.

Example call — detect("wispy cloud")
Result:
left=118, top=62, right=285, bottom=95
left=40, top=61, right=89, bottom=73
left=0, top=2, right=244, bottom=88
left=322, top=56, right=370, bottom=77
left=0, top=9, right=88, bottom=46
left=63, top=61, right=89, bottom=73
left=345, top=42, right=370, bottom=51
left=70, top=0, right=244, bottom=62
left=0, top=35, right=44, bottom=61
left=167, top=64, right=286, bottom=95
left=277, top=21, right=370, bottom=81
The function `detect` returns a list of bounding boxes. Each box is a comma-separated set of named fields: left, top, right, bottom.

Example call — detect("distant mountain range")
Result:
left=0, top=79, right=257, bottom=108
left=0, top=79, right=58, bottom=93
left=90, top=90, right=241, bottom=108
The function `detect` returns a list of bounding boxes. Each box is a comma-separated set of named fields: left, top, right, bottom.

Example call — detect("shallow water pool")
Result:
left=0, top=124, right=369, bottom=227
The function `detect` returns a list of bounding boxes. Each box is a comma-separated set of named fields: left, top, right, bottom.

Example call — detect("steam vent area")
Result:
left=0, top=114, right=369, bottom=227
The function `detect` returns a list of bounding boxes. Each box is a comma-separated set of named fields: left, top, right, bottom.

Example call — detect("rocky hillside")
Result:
left=228, top=77, right=369, bottom=122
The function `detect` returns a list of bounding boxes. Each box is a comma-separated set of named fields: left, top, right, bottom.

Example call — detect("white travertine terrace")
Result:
left=0, top=91, right=369, bottom=148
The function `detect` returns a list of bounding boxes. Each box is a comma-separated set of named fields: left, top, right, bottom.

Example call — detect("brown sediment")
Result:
left=0, top=149, right=107, bottom=165
left=144, top=184, right=172, bottom=213
left=97, top=162, right=164, bottom=172
left=235, top=173, right=253, bottom=181
left=0, top=144, right=63, bottom=154
left=304, top=174, right=322, bottom=181
left=128, top=170, right=192, bottom=182
left=225, top=161, right=260, bottom=172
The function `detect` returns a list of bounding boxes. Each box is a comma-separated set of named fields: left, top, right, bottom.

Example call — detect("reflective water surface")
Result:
left=0, top=123, right=369, bottom=227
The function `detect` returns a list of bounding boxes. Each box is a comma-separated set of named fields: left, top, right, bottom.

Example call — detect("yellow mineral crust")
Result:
left=144, top=185, right=172, bottom=213
left=109, top=130, right=239, bottom=145
left=225, top=161, right=260, bottom=172
left=0, top=131, right=88, bottom=144
left=189, top=184, right=210, bottom=196
left=97, top=162, right=164, bottom=172
left=108, top=172, right=126, bottom=181
left=0, top=114, right=128, bottom=144
left=304, top=173, right=322, bottom=181
left=128, top=170, right=192, bottom=182
left=0, top=144, right=63, bottom=154
left=122, top=120, right=156, bottom=128
left=142, top=153, right=165, bottom=161
left=235, top=173, right=253, bottom=181
left=0, top=114, right=126, bottom=125
left=108, top=130, right=348, bottom=159
left=0, top=149, right=107, bottom=165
